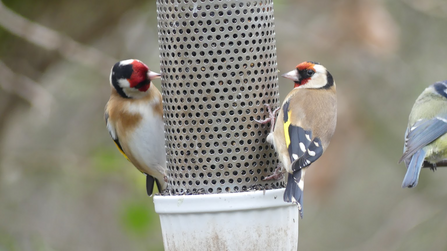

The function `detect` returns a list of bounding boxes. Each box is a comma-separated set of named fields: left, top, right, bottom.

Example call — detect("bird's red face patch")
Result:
left=295, top=61, right=316, bottom=87
left=129, top=60, right=150, bottom=91
left=296, top=62, right=316, bottom=72
left=296, top=79, right=308, bottom=87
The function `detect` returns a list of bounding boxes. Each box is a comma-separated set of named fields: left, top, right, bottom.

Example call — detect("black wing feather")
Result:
left=400, top=117, right=447, bottom=163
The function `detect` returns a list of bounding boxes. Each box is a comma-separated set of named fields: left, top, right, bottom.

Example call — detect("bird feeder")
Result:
left=153, top=0, right=299, bottom=250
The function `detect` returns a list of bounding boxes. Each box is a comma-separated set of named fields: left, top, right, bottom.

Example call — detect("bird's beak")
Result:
left=148, top=71, right=161, bottom=80
left=282, top=69, right=299, bottom=82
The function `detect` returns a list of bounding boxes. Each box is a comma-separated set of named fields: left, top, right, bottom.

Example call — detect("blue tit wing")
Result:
left=400, top=117, right=447, bottom=163
left=402, top=148, right=426, bottom=188
left=401, top=126, right=411, bottom=167
left=105, top=111, right=129, bottom=161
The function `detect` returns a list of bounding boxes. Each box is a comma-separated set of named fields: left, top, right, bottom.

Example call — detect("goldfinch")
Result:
left=400, top=80, right=447, bottom=188
left=105, top=59, right=167, bottom=195
left=256, top=61, right=337, bottom=217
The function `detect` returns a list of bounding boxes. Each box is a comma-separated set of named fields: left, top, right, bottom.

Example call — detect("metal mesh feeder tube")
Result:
left=159, top=0, right=281, bottom=194
left=154, top=0, right=299, bottom=249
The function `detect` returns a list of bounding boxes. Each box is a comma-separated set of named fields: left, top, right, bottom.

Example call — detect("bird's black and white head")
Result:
left=282, top=61, right=334, bottom=89
left=109, top=59, right=161, bottom=99
left=430, top=80, right=447, bottom=99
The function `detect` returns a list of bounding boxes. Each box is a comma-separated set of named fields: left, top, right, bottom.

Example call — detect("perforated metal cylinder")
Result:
left=157, top=0, right=282, bottom=195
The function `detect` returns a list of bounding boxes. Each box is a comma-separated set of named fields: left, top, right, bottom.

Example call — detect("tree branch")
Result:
left=0, top=0, right=116, bottom=77
left=423, top=160, right=447, bottom=168
left=0, top=60, right=53, bottom=118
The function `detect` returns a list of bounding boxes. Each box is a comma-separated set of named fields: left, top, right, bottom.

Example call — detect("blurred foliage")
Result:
left=120, top=201, right=156, bottom=235
left=1, top=0, right=447, bottom=250
left=92, top=148, right=128, bottom=173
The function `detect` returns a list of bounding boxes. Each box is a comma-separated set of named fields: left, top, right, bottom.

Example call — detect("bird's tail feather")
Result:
left=146, top=175, right=155, bottom=196
left=402, top=149, right=426, bottom=188
left=284, top=170, right=304, bottom=218
left=155, top=178, right=163, bottom=194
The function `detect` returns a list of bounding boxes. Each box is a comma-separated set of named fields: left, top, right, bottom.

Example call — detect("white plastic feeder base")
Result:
left=154, top=188, right=298, bottom=251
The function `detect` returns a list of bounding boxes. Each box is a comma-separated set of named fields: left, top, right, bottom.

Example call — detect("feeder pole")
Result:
left=154, top=0, right=299, bottom=250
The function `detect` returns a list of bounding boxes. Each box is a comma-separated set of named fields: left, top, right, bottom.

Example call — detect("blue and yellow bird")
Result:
left=400, top=80, right=447, bottom=188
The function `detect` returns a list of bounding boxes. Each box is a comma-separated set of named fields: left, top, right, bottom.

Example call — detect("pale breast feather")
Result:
left=126, top=101, right=166, bottom=175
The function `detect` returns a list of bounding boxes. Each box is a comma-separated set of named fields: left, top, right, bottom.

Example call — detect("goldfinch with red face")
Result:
left=257, top=61, right=337, bottom=217
left=105, top=59, right=167, bottom=196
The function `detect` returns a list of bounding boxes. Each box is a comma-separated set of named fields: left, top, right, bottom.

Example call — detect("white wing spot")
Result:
left=308, top=150, right=316, bottom=156
left=314, top=141, right=320, bottom=147
left=292, top=154, right=299, bottom=160
left=305, top=134, right=311, bottom=142
left=299, top=142, right=307, bottom=152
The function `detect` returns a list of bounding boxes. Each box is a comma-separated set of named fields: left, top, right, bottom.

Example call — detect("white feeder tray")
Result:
left=154, top=188, right=299, bottom=251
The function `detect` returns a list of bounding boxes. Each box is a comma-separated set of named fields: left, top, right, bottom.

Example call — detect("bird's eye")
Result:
left=307, top=69, right=314, bottom=77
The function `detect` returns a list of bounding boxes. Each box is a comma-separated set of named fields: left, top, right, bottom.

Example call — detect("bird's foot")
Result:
left=263, top=165, right=285, bottom=181
left=253, top=103, right=280, bottom=133
left=430, top=163, right=437, bottom=172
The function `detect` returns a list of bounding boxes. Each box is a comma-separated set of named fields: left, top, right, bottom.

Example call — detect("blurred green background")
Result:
left=1, top=0, right=447, bottom=250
